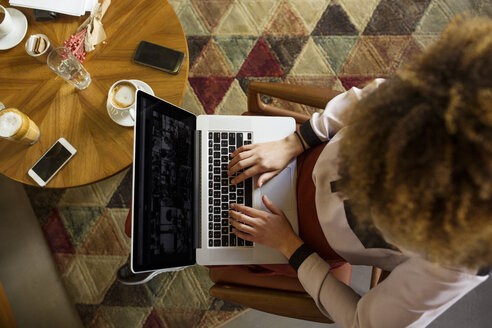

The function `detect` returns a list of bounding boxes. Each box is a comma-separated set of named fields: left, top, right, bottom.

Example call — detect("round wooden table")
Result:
left=0, top=0, right=189, bottom=188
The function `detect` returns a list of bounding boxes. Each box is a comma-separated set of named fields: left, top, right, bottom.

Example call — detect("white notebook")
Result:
left=9, top=0, right=97, bottom=16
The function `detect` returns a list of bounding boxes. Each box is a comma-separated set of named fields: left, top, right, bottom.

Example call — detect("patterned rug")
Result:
left=25, top=1, right=491, bottom=327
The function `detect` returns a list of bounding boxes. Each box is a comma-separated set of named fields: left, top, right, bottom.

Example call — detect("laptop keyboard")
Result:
left=207, top=131, right=253, bottom=248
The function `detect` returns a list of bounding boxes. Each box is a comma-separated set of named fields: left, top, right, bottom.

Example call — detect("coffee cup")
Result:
left=0, top=5, right=13, bottom=39
left=108, top=80, right=142, bottom=121
left=0, top=105, right=41, bottom=145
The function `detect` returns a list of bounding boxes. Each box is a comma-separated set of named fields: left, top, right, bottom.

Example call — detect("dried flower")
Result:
left=63, top=28, right=87, bottom=63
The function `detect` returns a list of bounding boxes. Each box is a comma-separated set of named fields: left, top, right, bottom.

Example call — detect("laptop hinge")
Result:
left=193, top=130, right=201, bottom=249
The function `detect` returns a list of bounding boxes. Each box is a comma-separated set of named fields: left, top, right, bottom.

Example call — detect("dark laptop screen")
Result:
left=133, top=91, right=196, bottom=272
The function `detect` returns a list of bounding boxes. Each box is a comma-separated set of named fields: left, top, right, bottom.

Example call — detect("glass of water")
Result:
left=47, top=47, right=91, bottom=90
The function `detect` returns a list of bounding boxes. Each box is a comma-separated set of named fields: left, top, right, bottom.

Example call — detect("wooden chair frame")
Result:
left=246, top=81, right=342, bottom=123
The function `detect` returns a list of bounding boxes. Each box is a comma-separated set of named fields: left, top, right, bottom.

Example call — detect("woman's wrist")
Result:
left=279, top=234, right=304, bottom=259
left=284, top=133, right=305, bottom=158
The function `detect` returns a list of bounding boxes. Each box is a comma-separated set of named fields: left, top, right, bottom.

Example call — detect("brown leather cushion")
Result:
left=209, top=262, right=352, bottom=293
left=296, top=143, right=346, bottom=266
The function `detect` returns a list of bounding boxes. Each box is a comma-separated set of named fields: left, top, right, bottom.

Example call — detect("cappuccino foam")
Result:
left=111, top=83, right=136, bottom=109
left=0, top=111, right=22, bottom=137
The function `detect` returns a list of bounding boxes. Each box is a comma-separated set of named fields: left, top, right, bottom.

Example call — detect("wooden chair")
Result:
left=208, top=81, right=389, bottom=323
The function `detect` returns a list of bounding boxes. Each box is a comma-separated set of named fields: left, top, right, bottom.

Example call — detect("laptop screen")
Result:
left=133, top=91, right=196, bottom=272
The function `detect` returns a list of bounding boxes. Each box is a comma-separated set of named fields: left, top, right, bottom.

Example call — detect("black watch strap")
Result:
left=299, top=119, right=323, bottom=148
left=289, top=244, right=315, bottom=272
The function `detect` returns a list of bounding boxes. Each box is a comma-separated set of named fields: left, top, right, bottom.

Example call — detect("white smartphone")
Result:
left=28, top=138, right=77, bottom=187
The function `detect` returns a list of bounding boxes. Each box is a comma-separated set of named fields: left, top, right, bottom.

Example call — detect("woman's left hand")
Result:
left=229, top=195, right=303, bottom=258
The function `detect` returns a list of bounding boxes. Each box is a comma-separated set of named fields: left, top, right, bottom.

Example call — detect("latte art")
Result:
left=110, top=82, right=136, bottom=109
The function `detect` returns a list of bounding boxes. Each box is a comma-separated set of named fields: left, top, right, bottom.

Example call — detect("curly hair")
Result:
left=338, top=16, right=492, bottom=270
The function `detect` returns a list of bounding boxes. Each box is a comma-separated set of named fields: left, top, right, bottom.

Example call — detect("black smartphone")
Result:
left=133, top=41, right=185, bottom=75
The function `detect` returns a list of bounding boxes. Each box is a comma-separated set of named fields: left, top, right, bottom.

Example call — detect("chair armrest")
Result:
left=247, top=82, right=342, bottom=123
left=210, top=283, right=333, bottom=323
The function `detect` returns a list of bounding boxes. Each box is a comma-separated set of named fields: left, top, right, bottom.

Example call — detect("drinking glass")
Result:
left=47, top=47, right=91, bottom=90
left=0, top=106, right=41, bottom=145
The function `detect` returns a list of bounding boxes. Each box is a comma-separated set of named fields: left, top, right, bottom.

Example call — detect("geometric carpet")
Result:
left=25, top=0, right=491, bottom=327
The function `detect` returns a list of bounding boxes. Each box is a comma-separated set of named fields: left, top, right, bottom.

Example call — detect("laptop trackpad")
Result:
left=260, top=167, right=293, bottom=212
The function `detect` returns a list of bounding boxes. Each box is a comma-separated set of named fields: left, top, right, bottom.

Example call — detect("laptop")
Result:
left=131, top=91, right=298, bottom=273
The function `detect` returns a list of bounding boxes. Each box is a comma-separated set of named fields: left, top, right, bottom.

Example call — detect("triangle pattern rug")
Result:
left=25, top=0, right=490, bottom=327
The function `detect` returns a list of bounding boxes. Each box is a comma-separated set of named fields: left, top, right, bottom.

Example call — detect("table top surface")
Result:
left=0, top=0, right=189, bottom=188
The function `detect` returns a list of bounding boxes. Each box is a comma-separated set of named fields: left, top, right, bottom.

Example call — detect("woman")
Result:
left=227, top=16, right=492, bottom=327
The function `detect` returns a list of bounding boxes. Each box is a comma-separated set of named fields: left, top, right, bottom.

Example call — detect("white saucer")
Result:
left=0, top=8, right=28, bottom=50
left=107, top=80, right=155, bottom=127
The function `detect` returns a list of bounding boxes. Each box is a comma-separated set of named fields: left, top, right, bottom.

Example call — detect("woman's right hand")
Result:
left=228, top=132, right=305, bottom=187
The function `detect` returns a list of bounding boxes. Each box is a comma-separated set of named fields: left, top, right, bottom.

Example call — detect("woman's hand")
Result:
left=228, top=133, right=304, bottom=187
left=229, top=195, right=303, bottom=258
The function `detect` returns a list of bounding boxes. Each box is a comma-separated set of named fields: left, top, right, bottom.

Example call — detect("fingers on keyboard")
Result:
left=209, top=131, right=253, bottom=248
